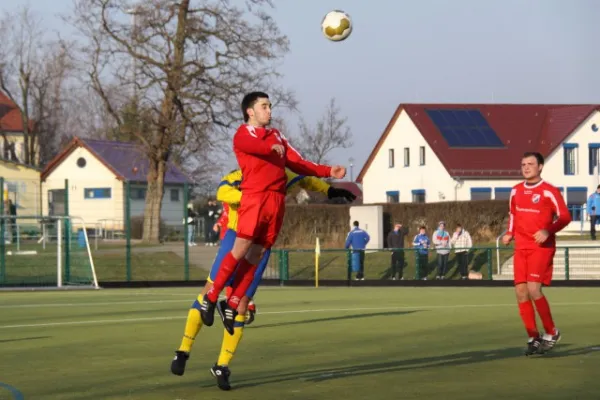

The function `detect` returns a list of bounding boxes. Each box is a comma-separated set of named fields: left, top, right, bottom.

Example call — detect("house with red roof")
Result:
left=356, top=104, right=600, bottom=225
left=40, top=137, right=191, bottom=230
left=0, top=91, right=38, bottom=165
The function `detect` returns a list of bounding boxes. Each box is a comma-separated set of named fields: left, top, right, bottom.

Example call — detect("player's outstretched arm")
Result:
left=297, top=175, right=356, bottom=202
left=283, top=138, right=333, bottom=178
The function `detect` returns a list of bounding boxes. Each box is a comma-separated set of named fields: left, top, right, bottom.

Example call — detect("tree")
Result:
left=0, top=6, right=74, bottom=166
left=294, top=98, right=353, bottom=165
left=68, top=0, right=292, bottom=242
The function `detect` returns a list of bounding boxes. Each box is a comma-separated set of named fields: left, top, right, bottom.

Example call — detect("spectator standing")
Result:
left=432, top=221, right=451, bottom=279
left=412, top=226, right=431, bottom=280
left=451, top=223, right=473, bottom=279
left=186, top=204, right=197, bottom=246
left=387, top=223, right=408, bottom=280
left=586, top=185, right=600, bottom=240
left=345, top=220, right=370, bottom=280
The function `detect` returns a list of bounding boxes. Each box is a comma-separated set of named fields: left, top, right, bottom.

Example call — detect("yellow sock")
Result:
left=178, top=294, right=205, bottom=353
left=216, top=314, right=246, bottom=366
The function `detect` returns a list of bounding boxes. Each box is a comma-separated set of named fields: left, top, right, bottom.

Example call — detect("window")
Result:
left=388, top=149, right=394, bottom=168
left=470, top=187, right=491, bottom=201
left=386, top=190, right=399, bottom=203
left=494, top=187, right=512, bottom=201
left=130, top=188, right=146, bottom=200
left=589, top=144, right=600, bottom=175
left=84, top=188, right=111, bottom=199
left=170, top=188, right=180, bottom=202
left=412, top=189, right=425, bottom=203
left=77, top=157, right=86, bottom=168
left=419, top=146, right=425, bottom=165
left=566, top=187, right=587, bottom=221
left=404, top=147, right=410, bottom=167
left=563, top=144, right=577, bottom=175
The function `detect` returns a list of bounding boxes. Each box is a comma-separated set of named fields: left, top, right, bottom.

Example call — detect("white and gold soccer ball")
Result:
left=321, top=10, right=352, bottom=42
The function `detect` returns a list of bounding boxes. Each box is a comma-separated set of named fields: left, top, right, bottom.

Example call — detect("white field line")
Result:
left=1, top=301, right=600, bottom=330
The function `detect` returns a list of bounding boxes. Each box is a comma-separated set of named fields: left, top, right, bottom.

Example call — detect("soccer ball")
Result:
left=321, top=10, right=352, bottom=42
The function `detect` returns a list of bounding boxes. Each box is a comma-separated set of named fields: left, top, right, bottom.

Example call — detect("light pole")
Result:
left=125, top=6, right=142, bottom=99
left=349, top=157, right=354, bottom=182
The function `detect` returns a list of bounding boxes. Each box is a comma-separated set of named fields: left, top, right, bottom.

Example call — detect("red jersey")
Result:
left=232, top=124, right=332, bottom=195
left=507, top=180, right=571, bottom=249
left=217, top=203, right=229, bottom=240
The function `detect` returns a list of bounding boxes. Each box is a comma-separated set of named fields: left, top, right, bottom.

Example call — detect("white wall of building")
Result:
left=361, top=109, right=600, bottom=205
left=42, top=147, right=124, bottom=229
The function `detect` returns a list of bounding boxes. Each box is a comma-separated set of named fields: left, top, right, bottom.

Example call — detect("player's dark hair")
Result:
left=419, top=225, right=426, bottom=230
left=241, top=91, right=269, bottom=122
left=353, top=221, right=359, bottom=227
left=456, top=223, right=462, bottom=228
left=522, top=151, right=544, bottom=165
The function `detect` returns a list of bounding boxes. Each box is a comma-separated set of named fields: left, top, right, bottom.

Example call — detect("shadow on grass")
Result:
left=247, top=310, right=420, bottom=330
left=230, top=343, right=597, bottom=389
left=0, top=336, right=51, bottom=344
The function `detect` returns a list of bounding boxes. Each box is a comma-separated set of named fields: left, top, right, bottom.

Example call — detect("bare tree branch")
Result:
left=67, top=0, right=293, bottom=241
left=293, top=98, right=353, bottom=164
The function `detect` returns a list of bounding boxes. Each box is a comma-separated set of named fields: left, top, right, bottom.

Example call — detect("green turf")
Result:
left=0, top=287, right=598, bottom=399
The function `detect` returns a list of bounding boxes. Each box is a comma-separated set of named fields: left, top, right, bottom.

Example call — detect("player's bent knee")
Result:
left=514, top=283, right=529, bottom=302
left=245, top=244, right=264, bottom=265
left=231, top=237, right=252, bottom=259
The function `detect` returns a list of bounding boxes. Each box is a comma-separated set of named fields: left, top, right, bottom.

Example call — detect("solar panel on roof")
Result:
left=425, top=109, right=504, bottom=148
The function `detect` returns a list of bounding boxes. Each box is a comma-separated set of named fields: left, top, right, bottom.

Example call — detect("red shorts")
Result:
left=513, top=247, right=556, bottom=286
left=236, top=191, right=285, bottom=249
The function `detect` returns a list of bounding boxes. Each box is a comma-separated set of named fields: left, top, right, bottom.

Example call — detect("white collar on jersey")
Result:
left=523, top=179, right=544, bottom=189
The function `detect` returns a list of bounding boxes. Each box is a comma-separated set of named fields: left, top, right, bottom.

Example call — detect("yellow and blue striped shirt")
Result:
left=216, top=169, right=331, bottom=231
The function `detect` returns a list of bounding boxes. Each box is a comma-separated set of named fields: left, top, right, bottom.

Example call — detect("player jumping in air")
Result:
left=198, top=91, right=345, bottom=371
left=170, top=168, right=355, bottom=389
left=502, top=152, right=571, bottom=355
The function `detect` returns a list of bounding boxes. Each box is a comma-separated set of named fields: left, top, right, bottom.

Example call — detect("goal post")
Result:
left=0, top=215, right=99, bottom=290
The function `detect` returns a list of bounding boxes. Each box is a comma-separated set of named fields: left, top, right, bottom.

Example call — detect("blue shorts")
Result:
left=207, top=229, right=272, bottom=299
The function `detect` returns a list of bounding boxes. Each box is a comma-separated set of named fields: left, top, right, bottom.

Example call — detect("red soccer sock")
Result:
left=227, top=259, right=257, bottom=309
left=534, top=296, right=556, bottom=335
left=518, top=300, right=539, bottom=338
left=206, top=252, right=239, bottom=303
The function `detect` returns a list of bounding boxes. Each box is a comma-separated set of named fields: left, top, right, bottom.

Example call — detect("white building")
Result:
left=41, top=137, right=190, bottom=230
left=356, top=104, right=600, bottom=232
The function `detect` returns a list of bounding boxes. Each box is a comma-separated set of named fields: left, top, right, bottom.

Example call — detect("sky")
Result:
left=5, top=0, right=600, bottom=180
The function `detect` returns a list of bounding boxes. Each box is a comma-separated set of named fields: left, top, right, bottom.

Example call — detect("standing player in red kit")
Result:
left=199, top=91, right=346, bottom=334
left=502, top=152, right=571, bottom=355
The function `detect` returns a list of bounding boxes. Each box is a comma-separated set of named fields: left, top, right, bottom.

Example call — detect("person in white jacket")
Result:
left=432, top=221, right=451, bottom=279
left=451, top=223, right=473, bottom=279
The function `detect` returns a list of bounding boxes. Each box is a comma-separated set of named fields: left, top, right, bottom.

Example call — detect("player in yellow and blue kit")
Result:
left=170, top=168, right=356, bottom=390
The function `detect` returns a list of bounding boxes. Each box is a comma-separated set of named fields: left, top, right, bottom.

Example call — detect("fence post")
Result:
left=125, top=181, right=132, bottom=282
left=346, top=249, right=352, bottom=282
left=564, top=247, right=570, bottom=280
left=281, top=250, right=289, bottom=283
left=415, top=251, right=421, bottom=280
left=486, top=248, right=493, bottom=280
left=183, top=182, right=189, bottom=281
left=0, top=177, right=4, bottom=284
left=64, top=179, right=70, bottom=283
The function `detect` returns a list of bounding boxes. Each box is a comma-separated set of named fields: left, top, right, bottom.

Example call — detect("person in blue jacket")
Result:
left=587, top=185, right=600, bottom=240
left=345, top=220, right=370, bottom=280
left=412, top=226, right=431, bottom=279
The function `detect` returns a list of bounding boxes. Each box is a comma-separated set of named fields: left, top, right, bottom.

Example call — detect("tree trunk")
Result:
left=142, top=157, right=166, bottom=242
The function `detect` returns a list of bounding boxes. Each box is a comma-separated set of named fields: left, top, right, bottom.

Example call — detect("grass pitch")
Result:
left=0, top=287, right=598, bottom=399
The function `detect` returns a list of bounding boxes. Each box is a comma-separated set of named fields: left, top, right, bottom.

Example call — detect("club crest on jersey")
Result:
left=532, top=194, right=540, bottom=203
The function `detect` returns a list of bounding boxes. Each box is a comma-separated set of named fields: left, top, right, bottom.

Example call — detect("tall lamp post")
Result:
left=349, top=157, right=354, bottom=182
